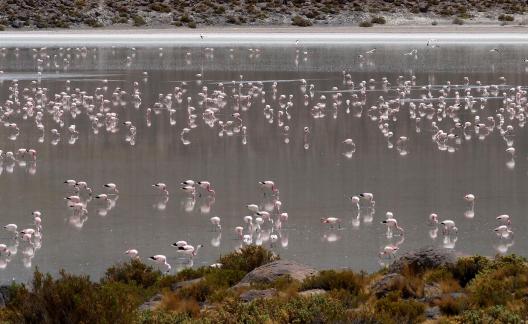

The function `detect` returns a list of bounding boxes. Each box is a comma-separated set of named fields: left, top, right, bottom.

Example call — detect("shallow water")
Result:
left=0, top=42, right=527, bottom=282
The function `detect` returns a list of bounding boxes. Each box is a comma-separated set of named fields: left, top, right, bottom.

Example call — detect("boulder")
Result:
left=370, top=273, right=407, bottom=298
left=299, top=289, right=326, bottom=297
left=388, top=247, right=456, bottom=274
left=239, top=288, right=277, bottom=302
left=423, top=283, right=442, bottom=300
left=171, top=277, right=204, bottom=291
left=234, top=260, right=317, bottom=288
left=0, top=286, right=10, bottom=308
left=425, top=306, right=440, bottom=319
left=138, top=293, right=163, bottom=312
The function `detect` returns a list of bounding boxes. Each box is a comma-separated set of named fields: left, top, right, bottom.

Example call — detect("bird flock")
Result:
left=0, top=38, right=524, bottom=275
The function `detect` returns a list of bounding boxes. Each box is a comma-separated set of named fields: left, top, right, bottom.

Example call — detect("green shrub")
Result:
left=373, top=291, right=426, bottom=323
left=461, top=305, right=522, bottom=324
left=3, top=269, right=143, bottom=323
left=137, top=310, right=192, bottom=324
left=226, top=15, right=241, bottom=25
left=467, top=255, right=528, bottom=307
left=132, top=15, right=146, bottom=26
left=359, top=20, right=373, bottom=27
left=435, top=295, right=468, bottom=315
left=301, top=270, right=366, bottom=295
left=202, top=295, right=347, bottom=323
left=180, top=14, right=192, bottom=23
left=292, top=15, right=312, bottom=27
left=452, top=256, right=490, bottom=287
left=371, top=16, right=386, bottom=24
left=150, top=2, right=171, bottom=13
left=452, top=17, right=464, bottom=25
left=498, top=14, right=515, bottom=21
left=218, top=245, right=279, bottom=273
left=177, top=269, right=244, bottom=302
left=102, top=259, right=161, bottom=289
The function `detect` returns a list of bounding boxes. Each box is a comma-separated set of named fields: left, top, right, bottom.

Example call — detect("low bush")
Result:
left=292, top=15, right=313, bottom=27
left=452, top=17, right=464, bottom=25
left=3, top=269, right=143, bottom=323
left=218, top=245, right=279, bottom=273
left=498, top=14, right=514, bottom=21
left=359, top=21, right=373, bottom=27
left=103, top=259, right=161, bottom=289
left=371, top=16, right=387, bottom=24
left=373, top=291, right=426, bottom=323
left=132, top=15, right=146, bottom=27
left=301, top=270, right=366, bottom=295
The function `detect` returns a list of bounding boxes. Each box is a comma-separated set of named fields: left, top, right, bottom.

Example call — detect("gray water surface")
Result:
left=0, top=43, right=526, bottom=282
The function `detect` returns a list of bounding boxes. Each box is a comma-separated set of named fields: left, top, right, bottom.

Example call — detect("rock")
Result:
left=234, top=260, right=317, bottom=288
left=448, top=292, right=467, bottom=300
left=0, top=286, right=10, bottom=308
left=10, top=20, right=23, bottom=28
left=138, top=293, right=163, bottom=312
left=419, top=3, right=429, bottom=13
left=425, top=306, right=440, bottom=319
left=239, top=288, right=277, bottom=302
left=370, top=273, right=406, bottom=298
left=171, top=277, right=204, bottom=291
left=299, top=289, right=326, bottom=297
left=423, top=283, right=442, bottom=300
left=388, top=247, right=456, bottom=274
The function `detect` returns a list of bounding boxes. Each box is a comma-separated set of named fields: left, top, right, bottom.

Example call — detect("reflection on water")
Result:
left=0, top=43, right=527, bottom=282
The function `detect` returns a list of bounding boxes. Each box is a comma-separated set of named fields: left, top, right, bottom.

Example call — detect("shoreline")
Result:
left=2, top=26, right=528, bottom=46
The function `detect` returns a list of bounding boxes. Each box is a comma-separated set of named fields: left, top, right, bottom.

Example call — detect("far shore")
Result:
left=1, top=25, right=528, bottom=46
left=2, top=24, right=528, bottom=33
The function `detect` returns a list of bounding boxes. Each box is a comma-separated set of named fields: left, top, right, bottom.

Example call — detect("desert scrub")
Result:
left=217, top=245, right=279, bottom=273
left=461, top=305, right=522, bottom=324
left=451, top=255, right=490, bottom=287
left=301, top=270, right=367, bottom=295
left=137, top=310, right=192, bottom=324
left=175, top=269, right=245, bottom=303
left=2, top=269, right=143, bottom=323
left=102, top=259, right=162, bottom=289
left=371, top=16, right=387, bottom=24
left=452, top=17, right=464, bottom=25
left=202, top=295, right=348, bottom=323
left=291, top=15, right=313, bottom=27
left=149, top=2, right=171, bottom=13
left=374, top=291, right=426, bottom=323
left=359, top=20, right=373, bottom=27
left=132, top=15, right=146, bottom=27
left=498, top=14, right=514, bottom=21
left=466, top=255, right=528, bottom=307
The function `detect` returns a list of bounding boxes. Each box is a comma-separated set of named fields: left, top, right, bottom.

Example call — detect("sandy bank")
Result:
left=1, top=25, right=528, bottom=46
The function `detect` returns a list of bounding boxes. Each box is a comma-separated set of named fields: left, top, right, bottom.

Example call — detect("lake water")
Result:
left=0, top=37, right=527, bottom=282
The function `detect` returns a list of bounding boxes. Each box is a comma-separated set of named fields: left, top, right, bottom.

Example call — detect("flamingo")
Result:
left=379, top=245, right=399, bottom=258
left=124, top=249, right=139, bottom=259
left=104, top=183, right=119, bottom=194
left=494, top=225, right=513, bottom=239
left=149, top=255, right=171, bottom=273
left=210, top=216, right=221, bottom=231
left=3, top=224, right=17, bottom=239
left=176, top=244, right=203, bottom=258
left=152, top=183, right=169, bottom=195
left=429, top=213, right=439, bottom=225
left=496, top=214, right=511, bottom=225
left=321, top=217, right=341, bottom=228
left=198, top=181, right=215, bottom=196
left=440, top=220, right=458, bottom=235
